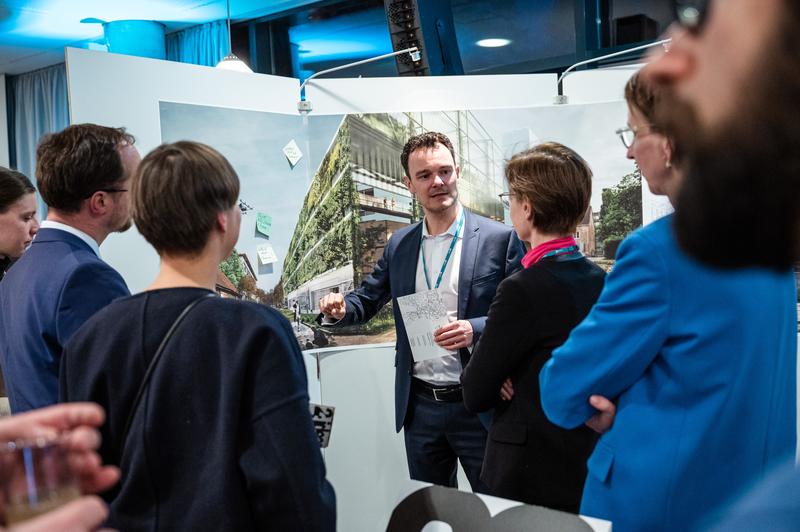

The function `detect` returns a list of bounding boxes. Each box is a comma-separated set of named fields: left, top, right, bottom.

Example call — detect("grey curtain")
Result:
left=166, top=19, right=229, bottom=67
left=8, top=63, right=70, bottom=215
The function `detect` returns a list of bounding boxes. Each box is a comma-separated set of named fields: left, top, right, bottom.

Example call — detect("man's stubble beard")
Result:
left=113, top=210, right=133, bottom=233
left=116, top=219, right=133, bottom=233
left=422, top=189, right=459, bottom=216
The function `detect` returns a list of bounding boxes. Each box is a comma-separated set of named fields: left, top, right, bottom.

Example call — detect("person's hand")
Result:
left=433, top=320, right=473, bottom=350
left=585, top=395, right=617, bottom=434
left=318, top=293, right=346, bottom=321
left=499, top=378, right=514, bottom=401
left=3, top=496, right=112, bottom=532
left=0, top=403, right=119, bottom=494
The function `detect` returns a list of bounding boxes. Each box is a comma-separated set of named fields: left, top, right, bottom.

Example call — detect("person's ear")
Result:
left=523, top=197, right=534, bottom=222
left=404, top=175, right=414, bottom=196
left=86, top=192, right=107, bottom=217
left=216, top=211, right=228, bottom=233
left=660, top=137, right=674, bottom=169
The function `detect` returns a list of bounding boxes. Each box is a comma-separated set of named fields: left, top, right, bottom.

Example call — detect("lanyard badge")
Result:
left=420, top=212, right=464, bottom=290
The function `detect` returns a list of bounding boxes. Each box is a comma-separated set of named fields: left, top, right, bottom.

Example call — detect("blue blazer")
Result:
left=0, top=228, right=129, bottom=412
left=540, top=215, right=797, bottom=532
left=337, top=208, right=524, bottom=432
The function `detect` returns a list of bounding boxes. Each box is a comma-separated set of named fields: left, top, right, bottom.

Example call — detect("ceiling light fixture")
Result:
left=297, top=46, right=420, bottom=113
left=553, top=38, right=671, bottom=104
left=476, top=38, right=511, bottom=48
left=216, top=0, right=252, bottom=73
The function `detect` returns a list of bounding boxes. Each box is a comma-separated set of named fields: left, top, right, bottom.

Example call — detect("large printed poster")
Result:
left=160, top=102, right=644, bottom=350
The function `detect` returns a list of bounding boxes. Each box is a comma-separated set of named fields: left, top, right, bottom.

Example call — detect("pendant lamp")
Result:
left=216, top=0, right=252, bottom=72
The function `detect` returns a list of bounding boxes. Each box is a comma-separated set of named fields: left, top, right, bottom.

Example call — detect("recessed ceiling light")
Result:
left=476, top=38, right=511, bottom=48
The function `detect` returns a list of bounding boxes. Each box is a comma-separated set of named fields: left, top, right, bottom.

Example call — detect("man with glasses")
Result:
left=647, top=0, right=800, bottom=270
left=646, top=0, right=800, bottom=528
left=0, top=124, right=137, bottom=412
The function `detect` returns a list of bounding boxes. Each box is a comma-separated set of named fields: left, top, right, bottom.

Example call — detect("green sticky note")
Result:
left=256, top=212, right=272, bottom=238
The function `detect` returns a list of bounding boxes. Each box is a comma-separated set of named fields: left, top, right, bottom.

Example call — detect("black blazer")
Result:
left=461, top=254, right=605, bottom=512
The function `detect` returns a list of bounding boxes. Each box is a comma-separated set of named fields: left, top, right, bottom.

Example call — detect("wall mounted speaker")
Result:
left=383, top=0, right=464, bottom=76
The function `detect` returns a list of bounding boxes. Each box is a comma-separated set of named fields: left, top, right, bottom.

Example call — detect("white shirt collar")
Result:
left=422, top=203, right=464, bottom=238
left=39, top=220, right=102, bottom=257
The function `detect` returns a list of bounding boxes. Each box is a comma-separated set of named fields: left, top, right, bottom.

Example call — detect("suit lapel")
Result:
left=395, top=222, right=423, bottom=298
left=458, top=209, right=479, bottom=319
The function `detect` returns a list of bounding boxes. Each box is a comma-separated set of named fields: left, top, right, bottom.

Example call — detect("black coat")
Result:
left=60, top=288, right=336, bottom=531
left=461, top=254, right=605, bottom=512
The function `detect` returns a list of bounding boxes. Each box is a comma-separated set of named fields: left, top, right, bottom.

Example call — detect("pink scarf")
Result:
left=521, top=236, right=578, bottom=269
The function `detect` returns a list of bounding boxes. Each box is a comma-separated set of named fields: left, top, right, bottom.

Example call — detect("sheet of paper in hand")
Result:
left=396, top=289, right=450, bottom=362
left=309, top=403, right=335, bottom=448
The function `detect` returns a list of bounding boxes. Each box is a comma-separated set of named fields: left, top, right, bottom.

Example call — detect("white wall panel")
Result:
left=66, top=48, right=300, bottom=291
left=305, top=73, right=556, bottom=115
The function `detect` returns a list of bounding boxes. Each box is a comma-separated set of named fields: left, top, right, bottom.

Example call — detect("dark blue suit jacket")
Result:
left=0, top=228, right=129, bottom=412
left=336, top=208, right=524, bottom=432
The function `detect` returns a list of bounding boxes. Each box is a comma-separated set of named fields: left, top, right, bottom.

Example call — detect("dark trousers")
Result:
left=403, top=389, right=491, bottom=494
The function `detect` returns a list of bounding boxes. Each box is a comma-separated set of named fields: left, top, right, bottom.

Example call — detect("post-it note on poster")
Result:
left=257, top=243, right=278, bottom=265
left=283, top=139, right=303, bottom=168
left=309, top=403, right=335, bottom=448
left=256, top=212, right=272, bottom=238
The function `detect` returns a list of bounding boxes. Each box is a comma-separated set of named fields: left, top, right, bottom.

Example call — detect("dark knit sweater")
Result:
left=61, top=288, right=335, bottom=531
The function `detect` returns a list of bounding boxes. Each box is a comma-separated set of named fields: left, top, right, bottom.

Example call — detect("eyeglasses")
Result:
left=83, top=188, right=128, bottom=198
left=674, top=0, right=709, bottom=34
left=498, top=192, right=514, bottom=209
left=614, top=124, right=657, bottom=149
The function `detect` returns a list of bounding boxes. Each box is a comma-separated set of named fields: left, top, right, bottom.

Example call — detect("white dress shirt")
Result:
left=38, top=220, right=102, bottom=257
left=412, top=204, right=465, bottom=385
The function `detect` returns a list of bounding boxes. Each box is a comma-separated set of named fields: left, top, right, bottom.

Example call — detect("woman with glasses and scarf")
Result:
left=539, top=71, right=796, bottom=531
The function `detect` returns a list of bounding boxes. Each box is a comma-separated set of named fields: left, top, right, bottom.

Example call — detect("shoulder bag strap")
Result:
left=119, top=292, right=216, bottom=451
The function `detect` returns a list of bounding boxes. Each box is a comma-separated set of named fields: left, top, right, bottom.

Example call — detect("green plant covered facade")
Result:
left=283, top=121, right=359, bottom=294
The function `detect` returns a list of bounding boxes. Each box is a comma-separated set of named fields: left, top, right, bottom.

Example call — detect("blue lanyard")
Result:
left=420, top=212, right=464, bottom=290
left=542, top=245, right=581, bottom=260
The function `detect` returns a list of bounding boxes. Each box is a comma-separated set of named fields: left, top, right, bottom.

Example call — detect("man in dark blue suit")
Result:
left=0, top=124, right=138, bottom=413
left=319, top=132, right=524, bottom=491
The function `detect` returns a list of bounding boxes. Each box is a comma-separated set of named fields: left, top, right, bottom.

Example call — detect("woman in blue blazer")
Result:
left=540, top=72, right=797, bottom=531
